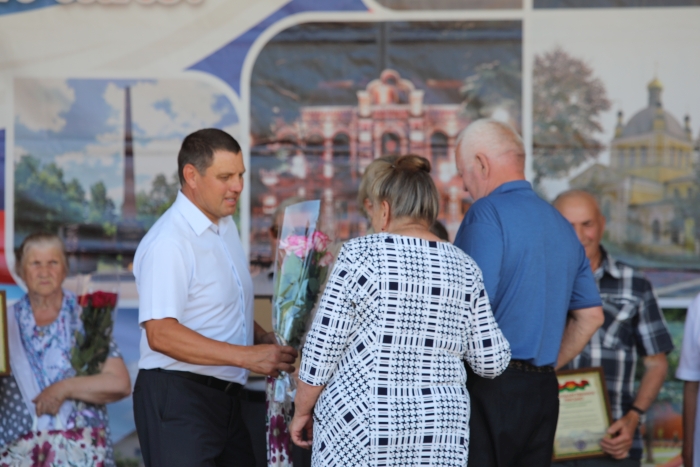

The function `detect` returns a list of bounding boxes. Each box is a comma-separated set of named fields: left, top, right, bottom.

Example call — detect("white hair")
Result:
left=456, top=118, right=524, bottom=161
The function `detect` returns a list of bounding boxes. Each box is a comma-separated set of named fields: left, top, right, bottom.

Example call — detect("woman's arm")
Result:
left=290, top=246, right=359, bottom=447
left=33, top=357, right=131, bottom=416
left=290, top=380, right=325, bottom=449
left=464, top=275, right=511, bottom=378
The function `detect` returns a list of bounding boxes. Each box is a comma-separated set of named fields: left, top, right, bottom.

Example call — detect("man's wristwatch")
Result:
left=629, top=405, right=646, bottom=424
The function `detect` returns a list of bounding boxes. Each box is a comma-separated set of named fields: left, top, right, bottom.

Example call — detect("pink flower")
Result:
left=280, top=235, right=310, bottom=258
left=310, top=231, right=330, bottom=252
left=31, top=442, right=55, bottom=467
left=318, top=251, right=334, bottom=267
left=62, top=429, right=84, bottom=442
left=93, top=428, right=107, bottom=448
left=268, top=414, right=291, bottom=460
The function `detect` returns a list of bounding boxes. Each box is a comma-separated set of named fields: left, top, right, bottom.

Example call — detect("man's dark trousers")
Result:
left=467, top=365, right=560, bottom=467
left=134, top=369, right=255, bottom=467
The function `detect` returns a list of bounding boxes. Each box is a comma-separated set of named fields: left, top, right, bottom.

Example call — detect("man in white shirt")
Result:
left=132, top=128, right=297, bottom=467
left=678, top=294, right=700, bottom=467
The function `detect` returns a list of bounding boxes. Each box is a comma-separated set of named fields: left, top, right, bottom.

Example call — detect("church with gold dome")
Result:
left=570, top=77, right=699, bottom=257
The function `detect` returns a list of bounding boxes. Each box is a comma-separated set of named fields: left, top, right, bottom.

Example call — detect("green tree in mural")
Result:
left=136, top=172, right=179, bottom=229
left=87, top=181, right=116, bottom=224
left=533, top=47, right=611, bottom=188
left=86, top=181, right=118, bottom=236
left=461, top=59, right=522, bottom=128
left=14, top=155, right=85, bottom=241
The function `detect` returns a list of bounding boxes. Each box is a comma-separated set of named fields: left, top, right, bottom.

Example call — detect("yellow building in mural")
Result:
left=570, top=77, right=698, bottom=256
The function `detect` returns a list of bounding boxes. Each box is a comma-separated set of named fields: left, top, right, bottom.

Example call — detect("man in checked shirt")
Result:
left=553, top=190, right=674, bottom=467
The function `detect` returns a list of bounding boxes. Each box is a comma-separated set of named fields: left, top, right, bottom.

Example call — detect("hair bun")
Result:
left=394, top=154, right=431, bottom=174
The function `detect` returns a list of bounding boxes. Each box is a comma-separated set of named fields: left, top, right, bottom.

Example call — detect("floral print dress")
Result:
left=0, top=291, right=122, bottom=467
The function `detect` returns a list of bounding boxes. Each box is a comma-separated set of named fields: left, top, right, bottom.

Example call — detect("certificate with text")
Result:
left=553, top=367, right=612, bottom=461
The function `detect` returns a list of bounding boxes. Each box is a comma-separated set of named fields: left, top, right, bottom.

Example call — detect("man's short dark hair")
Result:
left=178, top=128, right=241, bottom=185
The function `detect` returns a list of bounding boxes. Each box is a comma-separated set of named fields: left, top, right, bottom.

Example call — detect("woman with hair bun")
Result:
left=289, top=155, right=511, bottom=467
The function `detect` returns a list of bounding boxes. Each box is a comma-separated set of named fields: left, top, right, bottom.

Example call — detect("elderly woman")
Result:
left=0, top=232, right=131, bottom=466
left=289, top=155, right=511, bottom=467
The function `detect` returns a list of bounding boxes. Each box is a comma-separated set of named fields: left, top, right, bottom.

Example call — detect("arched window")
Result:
left=305, top=135, right=325, bottom=159
left=332, top=133, right=351, bottom=179
left=332, top=133, right=350, bottom=159
left=652, top=219, right=661, bottom=243
left=430, top=131, right=448, bottom=160
left=381, top=132, right=401, bottom=156
left=640, top=147, right=648, bottom=166
left=277, top=137, right=297, bottom=158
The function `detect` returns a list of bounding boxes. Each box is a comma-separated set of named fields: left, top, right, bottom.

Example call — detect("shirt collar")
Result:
left=489, top=180, right=532, bottom=196
left=173, top=191, right=230, bottom=237
left=596, top=245, right=622, bottom=280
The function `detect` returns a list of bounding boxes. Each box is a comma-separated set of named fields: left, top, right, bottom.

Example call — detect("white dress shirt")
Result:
left=677, top=293, right=700, bottom=467
left=134, top=191, right=254, bottom=384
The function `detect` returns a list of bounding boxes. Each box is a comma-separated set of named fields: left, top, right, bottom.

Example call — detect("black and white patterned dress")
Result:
left=299, top=233, right=511, bottom=467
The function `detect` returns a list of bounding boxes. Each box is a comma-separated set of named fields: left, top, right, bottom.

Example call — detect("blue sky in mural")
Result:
left=14, top=78, right=238, bottom=212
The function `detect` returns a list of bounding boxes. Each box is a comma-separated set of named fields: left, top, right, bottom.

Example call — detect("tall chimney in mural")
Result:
left=122, top=86, right=137, bottom=222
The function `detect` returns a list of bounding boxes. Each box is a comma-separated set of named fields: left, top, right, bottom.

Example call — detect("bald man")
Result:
left=453, top=119, right=604, bottom=467
left=553, top=190, right=673, bottom=467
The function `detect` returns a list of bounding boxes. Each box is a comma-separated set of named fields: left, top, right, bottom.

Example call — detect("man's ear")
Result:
left=475, top=153, right=490, bottom=179
left=182, top=164, right=198, bottom=190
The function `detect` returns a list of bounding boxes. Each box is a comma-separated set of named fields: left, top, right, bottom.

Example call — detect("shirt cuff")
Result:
left=569, top=300, right=603, bottom=310
left=298, top=370, right=327, bottom=387
left=676, top=367, right=700, bottom=381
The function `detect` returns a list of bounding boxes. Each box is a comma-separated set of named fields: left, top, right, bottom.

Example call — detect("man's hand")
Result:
left=242, top=344, right=298, bottom=378
left=600, top=411, right=639, bottom=459
left=256, top=331, right=279, bottom=345
left=33, top=380, right=70, bottom=416
left=254, top=321, right=278, bottom=345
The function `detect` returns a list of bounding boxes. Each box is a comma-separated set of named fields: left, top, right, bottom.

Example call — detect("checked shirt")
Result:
left=562, top=247, right=674, bottom=460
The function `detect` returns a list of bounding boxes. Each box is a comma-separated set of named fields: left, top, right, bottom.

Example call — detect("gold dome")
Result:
left=647, top=77, right=663, bottom=90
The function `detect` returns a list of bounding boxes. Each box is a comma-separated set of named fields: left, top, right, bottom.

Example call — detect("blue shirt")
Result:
left=454, top=180, right=601, bottom=367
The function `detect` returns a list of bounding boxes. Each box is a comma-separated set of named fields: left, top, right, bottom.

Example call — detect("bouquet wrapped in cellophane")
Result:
left=267, top=200, right=335, bottom=466
left=71, top=291, right=118, bottom=376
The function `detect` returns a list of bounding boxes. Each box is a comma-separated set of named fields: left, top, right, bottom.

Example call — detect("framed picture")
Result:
left=553, top=367, right=613, bottom=461
left=0, top=291, right=8, bottom=376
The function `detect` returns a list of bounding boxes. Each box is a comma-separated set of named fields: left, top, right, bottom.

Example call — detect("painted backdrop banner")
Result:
left=1, top=1, right=699, bottom=465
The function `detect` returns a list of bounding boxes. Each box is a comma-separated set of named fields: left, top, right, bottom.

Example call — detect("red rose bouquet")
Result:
left=71, top=291, right=118, bottom=376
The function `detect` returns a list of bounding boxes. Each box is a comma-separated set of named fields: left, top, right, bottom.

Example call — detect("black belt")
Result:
left=154, top=369, right=243, bottom=396
left=508, top=359, right=555, bottom=373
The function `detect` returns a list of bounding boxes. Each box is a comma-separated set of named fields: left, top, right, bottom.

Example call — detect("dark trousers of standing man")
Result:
left=133, top=369, right=255, bottom=467
left=467, top=362, right=560, bottom=467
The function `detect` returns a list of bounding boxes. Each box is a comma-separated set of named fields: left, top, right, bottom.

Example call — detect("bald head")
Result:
left=553, top=190, right=601, bottom=215
left=553, top=189, right=606, bottom=269
left=455, top=119, right=526, bottom=200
